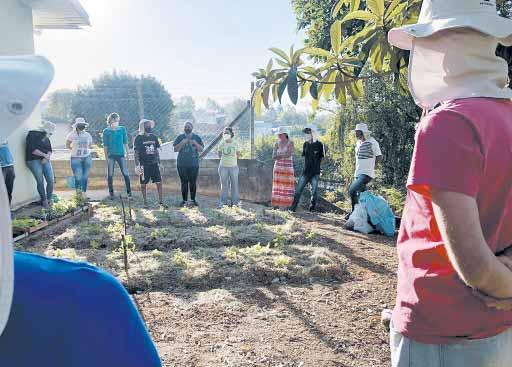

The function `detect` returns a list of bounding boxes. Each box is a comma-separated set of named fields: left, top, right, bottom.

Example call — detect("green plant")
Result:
left=172, top=249, right=188, bottom=268
left=12, top=218, right=42, bottom=229
left=225, top=246, right=238, bottom=261
left=152, top=249, right=164, bottom=259
left=149, top=228, right=170, bottom=240
left=274, top=255, right=291, bottom=268
left=247, top=242, right=271, bottom=257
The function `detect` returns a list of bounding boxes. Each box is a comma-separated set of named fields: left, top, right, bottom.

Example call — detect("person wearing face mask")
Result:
left=387, top=1, right=512, bottom=365
left=271, top=126, right=295, bottom=209
left=66, top=117, right=93, bottom=197
left=290, top=126, right=325, bottom=212
left=216, top=127, right=241, bottom=208
left=134, top=119, right=166, bottom=208
left=173, top=121, right=204, bottom=207
left=0, top=55, right=162, bottom=367
left=0, top=141, right=15, bottom=206
left=25, top=120, right=56, bottom=209
left=346, top=123, right=382, bottom=218
left=102, top=112, right=132, bottom=199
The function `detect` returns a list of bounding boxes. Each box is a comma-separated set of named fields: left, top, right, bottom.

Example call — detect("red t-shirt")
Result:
left=393, top=98, right=512, bottom=344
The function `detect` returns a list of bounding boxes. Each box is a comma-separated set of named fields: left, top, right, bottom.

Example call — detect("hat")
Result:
left=354, top=123, right=371, bottom=134
left=72, top=117, right=88, bottom=129
left=276, top=126, right=290, bottom=136
left=388, top=0, right=512, bottom=51
left=138, top=119, right=156, bottom=135
left=0, top=55, right=54, bottom=141
left=39, top=120, right=56, bottom=135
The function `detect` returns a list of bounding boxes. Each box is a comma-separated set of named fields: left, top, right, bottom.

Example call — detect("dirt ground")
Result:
left=15, top=193, right=397, bottom=367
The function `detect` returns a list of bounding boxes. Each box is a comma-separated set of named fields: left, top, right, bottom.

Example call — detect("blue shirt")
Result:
left=0, top=252, right=162, bottom=367
left=173, top=133, right=203, bottom=168
left=0, top=144, right=13, bottom=168
left=102, top=126, right=128, bottom=157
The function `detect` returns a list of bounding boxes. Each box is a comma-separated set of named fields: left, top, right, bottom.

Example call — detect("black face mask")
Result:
left=184, top=128, right=192, bottom=134
left=144, top=127, right=153, bottom=134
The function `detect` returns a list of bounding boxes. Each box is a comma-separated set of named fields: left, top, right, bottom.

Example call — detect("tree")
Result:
left=172, top=96, right=196, bottom=124
left=252, top=0, right=512, bottom=113
left=44, top=89, right=76, bottom=123
left=71, top=71, right=174, bottom=143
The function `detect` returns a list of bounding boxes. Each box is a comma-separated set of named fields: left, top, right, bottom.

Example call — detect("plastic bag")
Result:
left=345, top=203, right=373, bottom=234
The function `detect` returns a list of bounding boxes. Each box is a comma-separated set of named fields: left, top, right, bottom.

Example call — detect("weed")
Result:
left=172, top=249, right=188, bottom=268
left=149, top=228, right=170, bottom=240
left=225, top=246, right=238, bottom=260
left=247, top=242, right=271, bottom=257
left=152, top=249, right=164, bottom=259
left=274, top=255, right=291, bottom=268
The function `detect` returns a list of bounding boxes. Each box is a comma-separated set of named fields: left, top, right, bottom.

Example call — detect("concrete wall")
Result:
left=51, top=159, right=274, bottom=204
left=1, top=0, right=42, bottom=208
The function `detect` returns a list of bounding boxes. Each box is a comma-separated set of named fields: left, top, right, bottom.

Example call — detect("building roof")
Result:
left=21, top=0, right=90, bottom=29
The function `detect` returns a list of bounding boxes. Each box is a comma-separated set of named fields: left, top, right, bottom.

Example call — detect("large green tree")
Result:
left=253, top=0, right=512, bottom=113
left=71, top=71, right=174, bottom=143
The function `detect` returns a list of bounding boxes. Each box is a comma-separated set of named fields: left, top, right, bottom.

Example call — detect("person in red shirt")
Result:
left=387, top=1, right=512, bottom=366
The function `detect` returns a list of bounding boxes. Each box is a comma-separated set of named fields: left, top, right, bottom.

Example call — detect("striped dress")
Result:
left=271, top=140, right=295, bottom=208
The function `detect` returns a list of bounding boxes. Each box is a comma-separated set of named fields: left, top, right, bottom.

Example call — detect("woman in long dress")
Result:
left=271, top=127, right=295, bottom=209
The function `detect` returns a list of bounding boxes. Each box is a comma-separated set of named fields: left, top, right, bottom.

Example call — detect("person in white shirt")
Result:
left=347, top=123, right=382, bottom=216
left=66, top=117, right=93, bottom=196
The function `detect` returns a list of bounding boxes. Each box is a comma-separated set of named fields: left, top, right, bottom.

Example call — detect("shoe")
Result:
left=159, top=202, right=168, bottom=209
left=192, top=201, right=199, bottom=207
left=344, top=213, right=351, bottom=220
left=108, top=194, right=115, bottom=201
left=179, top=201, right=186, bottom=207
left=289, top=206, right=297, bottom=212
left=127, top=193, right=133, bottom=199
left=309, top=205, right=316, bottom=212
left=217, top=203, right=224, bottom=209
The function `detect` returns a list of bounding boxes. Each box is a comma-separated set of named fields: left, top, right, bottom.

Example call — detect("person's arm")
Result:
left=272, top=143, right=278, bottom=160
left=32, top=149, right=48, bottom=159
left=373, top=140, right=382, bottom=166
left=192, top=136, right=204, bottom=153
left=133, top=138, right=140, bottom=167
left=173, top=136, right=187, bottom=152
left=66, top=137, right=73, bottom=150
left=376, top=155, right=383, bottom=165
left=431, top=189, right=512, bottom=298
left=102, top=131, right=109, bottom=159
left=281, top=141, right=294, bottom=159
left=123, top=128, right=129, bottom=158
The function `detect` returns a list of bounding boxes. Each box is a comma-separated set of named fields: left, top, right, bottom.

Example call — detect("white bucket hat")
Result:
left=0, top=55, right=53, bottom=336
left=138, top=119, right=156, bottom=135
left=355, top=123, right=372, bottom=135
left=388, top=0, right=512, bottom=50
left=276, top=126, right=290, bottom=136
left=72, top=117, right=88, bottom=129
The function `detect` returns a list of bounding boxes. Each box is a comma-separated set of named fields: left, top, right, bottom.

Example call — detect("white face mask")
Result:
left=0, top=56, right=54, bottom=141
left=223, top=134, right=232, bottom=141
left=408, top=29, right=512, bottom=109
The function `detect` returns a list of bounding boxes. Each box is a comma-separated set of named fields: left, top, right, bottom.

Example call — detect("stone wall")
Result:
left=51, top=159, right=274, bottom=204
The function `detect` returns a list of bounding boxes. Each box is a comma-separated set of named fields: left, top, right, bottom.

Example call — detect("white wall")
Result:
left=1, top=0, right=42, bottom=208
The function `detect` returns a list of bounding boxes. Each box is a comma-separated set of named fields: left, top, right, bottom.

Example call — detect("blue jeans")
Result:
left=107, top=156, right=131, bottom=195
left=348, top=174, right=372, bottom=211
left=71, top=156, right=92, bottom=193
left=219, top=166, right=239, bottom=206
left=391, top=324, right=512, bottom=367
left=291, top=174, right=320, bottom=210
left=27, top=159, right=54, bottom=204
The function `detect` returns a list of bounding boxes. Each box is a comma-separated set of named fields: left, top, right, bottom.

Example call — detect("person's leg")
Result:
left=2, top=166, right=15, bottom=205
left=141, top=184, right=148, bottom=205
left=310, top=175, right=320, bottom=211
left=27, top=160, right=47, bottom=206
left=42, top=161, right=54, bottom=202
left=70, top=158, right=83, bottom=194
left=118, top=157, right=131, bottom=196
left=82, top=156, right=93, bottom=193
left=218, top=166, right=229, bottom=207
left=291, top=175, right=308, bottom=211
left=231, top=166, right=240, bottom=206
left=189, top=166, right=199, bottom=203
left=348, top=175, right=372, bottom=212
left=107, top=158, right=115, bottom=197
left=177, top=166, right=188, bottom=203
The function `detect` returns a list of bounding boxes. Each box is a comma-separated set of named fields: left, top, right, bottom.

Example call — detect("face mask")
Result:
left=184, top=128, right=192, bottom=134
left=408, top=29, right=512, bottom=109
left=0, top=56, right=54, bottom=141
left=223, top=134, right=231, bottom=141
left=144, top=127, right=153, bottom=134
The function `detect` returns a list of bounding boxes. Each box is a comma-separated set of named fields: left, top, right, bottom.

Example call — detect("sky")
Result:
left=35, top=0, right=304, bottom=107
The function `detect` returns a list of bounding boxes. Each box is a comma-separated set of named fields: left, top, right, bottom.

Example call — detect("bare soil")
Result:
left=16, top=194, right=397, bottom=367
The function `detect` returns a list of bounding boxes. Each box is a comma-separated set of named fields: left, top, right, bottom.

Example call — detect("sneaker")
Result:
left=108, top=194, right=115, bottom=201
left=192, top=201, right=199, bottom=207
left=344, top=212, right=351, bottom=220
left=289, top=206, right=297, bottom=212
left=127, top=193, right=133, bottom=199
left=309, top=205, right=316, bottom=212
left=179, top=201, right=186, bottom=207
left=217, top=203, right=224, bottom=209
left=159, top=202, right=168, bottom=209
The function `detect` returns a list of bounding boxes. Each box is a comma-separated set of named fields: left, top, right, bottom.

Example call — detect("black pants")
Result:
left=2, top=166, right=15, bottom=204
left=177, top=166, right=199, bottom=201
left=348, top=174, right=372, bottom=212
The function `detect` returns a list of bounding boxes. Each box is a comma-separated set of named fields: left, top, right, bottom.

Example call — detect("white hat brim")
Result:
left=389, top=14, right=512, bottom=50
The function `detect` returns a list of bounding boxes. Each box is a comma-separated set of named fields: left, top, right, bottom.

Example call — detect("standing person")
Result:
left=271, top=127, right=295, bottom=209
left=25, top=121, right=55, bottom=209
left=387, top=1, right=512, bottom=366
left=134, top=119, right=166, bottom=208
left=0, top=141, right=15, bottom=205
left=217, top=127, right=241, bottom=208
left=66, top=117, right=93, bottom=196
left=290, top=126, right=325, bottom=212
left=102, top=113, right=131, bottom=199
left=347, top=123, right=382, bottom=217
left=173, top=122, right=204, bottom=207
